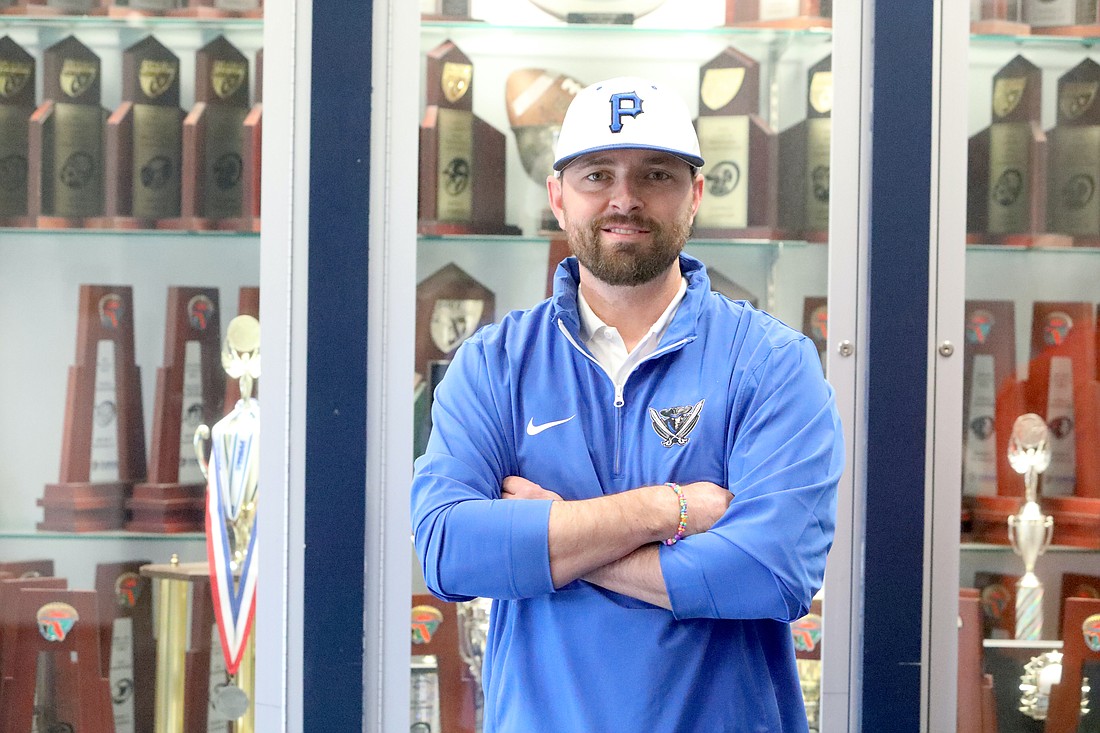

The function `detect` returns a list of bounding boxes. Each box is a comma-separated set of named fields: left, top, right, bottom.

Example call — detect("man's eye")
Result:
left=585, top=171, right=608, bottom=182
left=648, top=170, right=672, bottom=181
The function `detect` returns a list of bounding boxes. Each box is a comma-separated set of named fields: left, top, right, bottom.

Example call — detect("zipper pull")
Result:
left=614, top=384, right=625, bottom=408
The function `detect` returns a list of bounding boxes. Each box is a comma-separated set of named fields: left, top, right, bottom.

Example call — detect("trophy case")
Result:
left=949, top=15, right=1100, bottom=732
left=0, top=9, right=262, bottom=733
left=409, top=2, right=840, bottom=730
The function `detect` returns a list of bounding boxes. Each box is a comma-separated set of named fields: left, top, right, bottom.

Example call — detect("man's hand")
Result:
left=679, top=481, right=733, bottom=536
left=502, top=476, right=563, bottom=501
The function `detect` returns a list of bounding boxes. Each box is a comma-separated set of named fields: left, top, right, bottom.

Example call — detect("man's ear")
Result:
left=690, top=171, right=704, bottom=217
left=546, top=174, right=566, bottom=229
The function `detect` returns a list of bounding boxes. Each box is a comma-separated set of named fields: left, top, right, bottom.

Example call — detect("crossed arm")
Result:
left=501, top=476, right=732, bottom=609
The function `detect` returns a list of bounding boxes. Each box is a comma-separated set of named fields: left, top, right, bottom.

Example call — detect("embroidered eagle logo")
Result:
left=649, top=399, right=705, bottom=448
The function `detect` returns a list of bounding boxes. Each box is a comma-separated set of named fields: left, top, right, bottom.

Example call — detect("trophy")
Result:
left=725, top=0, right=831, bottom=28
left=91, top=36, right=184, bottom=230
left=194, top=314, right=260, bottom=723
left=0, top=36, right=34, bottom=227
left=1006, top=413, right=1055, bottom=639
left=29, top=36, right=107, bottom=227
left=1046, top=58, right=1100, bottom=244
left=456, top=598, right=491, bottom=729
left=971, top=0, right=1028, bottom=34
left=779, top=55, right=831, bottom=241
left=693, top=46, right=783, bottom=240
left=526, top=0, right=666, bottom=24
left=94, top=561, right=155, bottom=733
left=1025, top=0, right=1100, bottom=35
left=504, top=67, right=582, bottom=232
left=418, top=40, right=519, bottom=235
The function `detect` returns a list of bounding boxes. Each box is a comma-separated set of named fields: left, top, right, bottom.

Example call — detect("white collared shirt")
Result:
left=577, top=277, right=688, bottom=398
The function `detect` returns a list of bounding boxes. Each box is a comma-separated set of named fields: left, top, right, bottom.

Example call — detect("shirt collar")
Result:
left=576, top=276, right=689, bottom=346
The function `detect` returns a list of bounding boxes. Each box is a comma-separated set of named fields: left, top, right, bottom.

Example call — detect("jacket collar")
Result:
left=550, top=253, right=711, bottom=345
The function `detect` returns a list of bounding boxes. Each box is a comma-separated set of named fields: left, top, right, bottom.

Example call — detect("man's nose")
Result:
left=608, top=177, right=642, bottom=213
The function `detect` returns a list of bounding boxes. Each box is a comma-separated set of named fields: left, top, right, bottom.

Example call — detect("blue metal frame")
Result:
left=862, top=0, right=934, bottom=729
left=304, top=0, right=372, bottom=728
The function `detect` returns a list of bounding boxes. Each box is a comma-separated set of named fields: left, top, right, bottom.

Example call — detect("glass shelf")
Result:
left=1, top=226, right=259, bottom=239
left=419, top=233, right=813, bottom=249
left=423, top=18, right=832, bottom=41
left=971, top=30, right=1100, bottom=48
left=0, top=529, right=204, bottom=541
left=0, top=13, right=261, bottom=30
left=962, top=541, right=1100, bottom=554
left=967, top=243, right=1100, bottom=253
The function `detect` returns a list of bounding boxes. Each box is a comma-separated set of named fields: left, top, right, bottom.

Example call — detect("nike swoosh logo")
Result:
left=526, top=415, right=575, bottom=436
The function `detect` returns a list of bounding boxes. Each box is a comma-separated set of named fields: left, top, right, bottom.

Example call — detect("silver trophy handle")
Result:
left=194, top=424, right=211, bottom=480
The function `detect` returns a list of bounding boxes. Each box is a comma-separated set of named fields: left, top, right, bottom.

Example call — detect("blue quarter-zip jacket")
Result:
left=411, top=253, right=844, bottom=733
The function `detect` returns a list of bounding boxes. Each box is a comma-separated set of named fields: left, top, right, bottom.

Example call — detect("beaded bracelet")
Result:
left=664, top=482, right=688, bottom=546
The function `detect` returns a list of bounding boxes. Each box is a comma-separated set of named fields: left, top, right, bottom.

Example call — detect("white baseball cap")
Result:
left=552, top=76, right=704, bottom=172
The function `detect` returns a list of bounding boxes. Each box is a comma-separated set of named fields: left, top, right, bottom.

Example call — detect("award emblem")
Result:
left=1044, top=311, right=1074, bottom=346
left=212, top=60, right=247, bottom=100
left=195, top=315, right=260, bottom=717
left=429, top=299, right=484, bottom=354
left=139, top=60, right=176, bottom=99
left=1006, top=414, right=1055, bottom=640
left=1060, top=81, right=1098, bottom=120
left=60, top=59, right=97, bottom=99
left=0, top=59, right=32, bottom=98
left=791, top=613, right=823, bottom=653
left=114, top=572, right=142, bottom=607
left=994, top=77, right=1027, bottom=119
left=1084, top=614, right=1100, bottom=652
left=809, top=70, right=833, bottom=114
left=411, top=605, right=445, bottom=644
left=441, top=62, right=471, bottom=103
left=36, top=602, right=80, bottom=642
left=701, top=67, right=745, bottom=111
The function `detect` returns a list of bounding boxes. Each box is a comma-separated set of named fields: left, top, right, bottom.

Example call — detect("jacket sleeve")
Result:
left=410, top=334, right=556, bottom=603
left=659, top=336, right=843, bottom=622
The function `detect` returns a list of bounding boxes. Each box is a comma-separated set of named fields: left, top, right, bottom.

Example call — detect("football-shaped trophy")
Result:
left=527, top=0, right=666, bottom=24
left=505, top=68, right=582, bottom=231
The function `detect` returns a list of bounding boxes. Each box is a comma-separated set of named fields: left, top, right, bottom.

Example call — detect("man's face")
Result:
left=547, top=149, right=703, bottom=287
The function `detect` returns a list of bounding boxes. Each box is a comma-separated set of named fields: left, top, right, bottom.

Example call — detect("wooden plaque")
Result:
left=967, top=55, right=1070, bottom=246
left=0, top=575, right=68, bottom=726
left=0, top=559, right=53, bottom=579
left=974, top=571, right=1018, bottom=639
left=236, top=48, right=262, bottom=233
left=971, top=0, right=1029, bottom=35
left=1046, top=59, right=1100, bottom=244
left=39, top=285, right=146, bottom=532
left=957, top=589, right=999, bottom=733
left=2, top=589, right=113, bottom=733
left=1045, top=597, right=1100, bottom=730
left=0, top=36, right=34, bottom=227
left=415, top=263, right=494, bottom=379
left=411, top=595, right=476, bottom=733
left=95, top=561, right=154, bottom=733
left=418, top=40, right=519, bottom=235
left=167, top=36, right=249, bottom=231
left=779, top=55, right=831, bottom=242
left=90, top=36, right=183, bottom=230
left=127, top=287, right=224, bottom=533
left=725, top=0, right=831, bottom=29
left=29, top=36, right=107, bottom=228
left=694, top=46, right=783, bottom=240
left=801, top=296, right=827, bottom=371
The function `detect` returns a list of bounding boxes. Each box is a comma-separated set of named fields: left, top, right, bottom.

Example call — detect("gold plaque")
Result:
left=212, top=60, right=248, bottom=101
left=430, top=298, right=484, bottom=354
left=132, top=105, right=182, bottom=220
left=805, top=118, right=831, bottom=232
left=60, top=59, right=97, bottom=99
left=0, top=60, right=32, bottom=99
left=435, top=107, right=474, bottom=221
left=695, top=116, right=750, bottom=229
left=441, top=62, right=472, bottom=104
left=993, top=77, right=1027, bottom=119
left=701, top=67, right=745, bottom=112
left=987, top=122, right=1030, bottom=233
left=139, top=60, right=177, bottom=100
left=1059, top=81, right=1099, bottom=121
left=1050, top=127, right=1100, bottom=235
left=809, top=71, right=833, bottom=115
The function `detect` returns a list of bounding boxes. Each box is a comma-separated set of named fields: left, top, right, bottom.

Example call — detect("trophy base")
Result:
left=1033, top=23, right=1100, bottom=37
left=1046, top=496, right=1100, bottom=549
left=166, top=4, right=261, bottom=17
left=1069, top=235, right=1100, bottom=248
left=566, top=12, right=633, bottom=23
left=694, top=225, right=793, bottom=242
left=726, top=15, right=831, bottom=30
left=421, top=12, right=481, bottom=21
left=37, top=481, right=131, bottom=531
left=970, top=19, right=1030, bottom=35
left=126, top=482, right=205, bottom=533
left=35, top=215, right=89, bottom=229
left=966, top=231, right=1075, bottom=248
left=0, top=215, right=35, bottom=228
left=418, top=219, right=522, bottom=236
left=970, top=494, right=1022, bottom=545
left=105, top=3, right=172, bottom=17
left=84, top=215, right=165, bottom=231
left=0, top=4, right=63, bottom=14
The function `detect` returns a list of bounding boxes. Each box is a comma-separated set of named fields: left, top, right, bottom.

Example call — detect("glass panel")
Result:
left=0, top=11, right=261, bottom=732
left=961, top=18, right=1100, bottom=733
left=410, top=2, right=839, bottom=731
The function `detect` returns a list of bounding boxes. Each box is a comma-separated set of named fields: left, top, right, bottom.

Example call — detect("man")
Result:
left=411, top=77, right=844, bottom=732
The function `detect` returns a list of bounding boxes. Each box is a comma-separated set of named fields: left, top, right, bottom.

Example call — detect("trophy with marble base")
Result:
left=194, top=314, right=260, bottom=730
left=1006, top=413, right=1055, bottom=640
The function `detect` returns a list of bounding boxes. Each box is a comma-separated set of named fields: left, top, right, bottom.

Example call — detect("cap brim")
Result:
left=553, top=143, right=705, bottom=172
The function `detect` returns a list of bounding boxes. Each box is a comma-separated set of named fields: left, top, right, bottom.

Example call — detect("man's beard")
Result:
left=564, top=211, right=692, bottom=287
